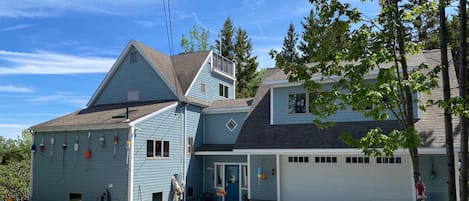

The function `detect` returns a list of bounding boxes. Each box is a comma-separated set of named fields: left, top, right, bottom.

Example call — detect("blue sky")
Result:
left=0, top=0, right=382, bottom=139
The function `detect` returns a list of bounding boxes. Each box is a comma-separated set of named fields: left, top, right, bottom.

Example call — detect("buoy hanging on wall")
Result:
left=39, top=136, right=45, bottom=157
left=50, top=135, right=55, bottom=156
left=113, top=129, right=119, bottom=158
left=62, top=131, right=68, bottom=168
left=31, top=144, right=37, bottom=153
left=74, top=134, right=79, bottom=152
left=85, top=131, right=92, bottom=160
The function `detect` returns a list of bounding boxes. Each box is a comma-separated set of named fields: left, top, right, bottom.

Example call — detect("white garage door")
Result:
left=280, top=154, right=414, bottom=201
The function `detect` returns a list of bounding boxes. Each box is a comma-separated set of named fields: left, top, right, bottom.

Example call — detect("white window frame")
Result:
left=225, top=118, right=238, bottom=132
left=213, top=162, right=249, bottom=192
left=200, top=83, right=206, bottom=94
left=288, top=92, right=320, bottom=114
left=219, top=84, right=229, bottom=98
left=146, top=139, right=170, bottom=159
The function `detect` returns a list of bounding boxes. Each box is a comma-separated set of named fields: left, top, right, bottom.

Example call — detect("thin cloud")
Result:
left=1, top=24, right=34, bottom=32
left=0, top=50, right=115, bottom=75
left=0, top=124, right=28, bottom=128
left=26, top=93, right=88, bottom=107
left=0, top=85, right=34, bottom=93
left=0, top=0, right=161, bottom=18
left=134, top=20, right=159, bottom=29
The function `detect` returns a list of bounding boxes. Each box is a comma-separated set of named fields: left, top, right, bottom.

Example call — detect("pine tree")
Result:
left=234, top=28, right=259, bottom=98
left=282, top=23, right=299, bottom=64
left=215, top=18, right=235, bottom=60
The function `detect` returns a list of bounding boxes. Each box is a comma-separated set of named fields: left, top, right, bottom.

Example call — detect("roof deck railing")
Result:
left=212, top=53, right=235, bottom=79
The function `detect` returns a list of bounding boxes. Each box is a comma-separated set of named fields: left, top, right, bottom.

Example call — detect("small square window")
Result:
left=299, top=157, right=304, bottom=163
left=332, top=157, right=337, bottom=163
left=396, top=157, right=402, bottom=164
left=288, top=157, right=293, bottom=162
left=389, top=157, right=395, bottom=163
left=358, top=157, right=363, bottom=163
left=200, top=83, right=206, bottom=94
left=304, top=157, right=309, bottom=163
left=128, top=90, right=140, bottom=102
left=69, top=193, right=82, bottom=201
left=364, top=157, right=370, bottom=163
left=155, top=141, right=162, bottom=157
left=130, top=52, right=137, bottom=63
left=352, top=157, right=357, bottom=163
left=225, top=119, right=238, bottom=132
left=377, top=157, right=382, bottom=163
left=326, top=157, right=331, bottom=163
left=346, top=157, right=351, bottom=163
left=152, top=192, right=162, bottom=201
left=320, top=157, right=325, bottom=163
left=293, top=157, right=298, bottom=162
left=315, top=157, right=320, bottom=163
left=383, top=157, right=389, bottom=163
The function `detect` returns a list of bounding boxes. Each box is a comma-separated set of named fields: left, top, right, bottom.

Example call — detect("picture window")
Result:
left=146, top=140, right=169, bottom=158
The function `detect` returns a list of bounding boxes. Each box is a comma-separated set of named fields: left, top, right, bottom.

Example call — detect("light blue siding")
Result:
left=203, top=155, right=247, bottom=193
left=250, top=155, right=277, bottom=201
left=94, top=47, right=177, bottom=106
left=185, top=105, right=204, bottom=199
left=132, top=104, right=182, bottom=201
left=272, top=85, right=419, bottom=125
left=31, top=129, right=129, bottom=201
left=186, top=53, right=235, bottom=102
left=420, top=154, right=448, bottom=201
left=204, top=112, right=247, bottom=144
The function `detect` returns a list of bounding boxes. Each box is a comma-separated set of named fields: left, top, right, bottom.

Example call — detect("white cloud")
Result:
left=0, top=85, right=34, bottom=93
left=0, top=50, right=115, bottom=74
left=26, top=93, right=88, bottom=107
left=1, top=24, right=34, bottom=32
left=0, top=0, right=161, bottom=18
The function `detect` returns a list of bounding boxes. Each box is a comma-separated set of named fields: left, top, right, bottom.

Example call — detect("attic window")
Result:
left=226, top=119, right=238, bottom=132
left=128, top=90, right=139, bottom=102
left=130, top=52, right=137, bottom=63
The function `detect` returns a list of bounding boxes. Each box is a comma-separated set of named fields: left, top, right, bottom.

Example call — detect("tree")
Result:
left=233, top=28, right=259, bottom=98
left=458, top=0, right=468, bottom=199
left=180, top=25, right=210, bottom=53
left=0, top=130, right=31, bottom=200
left=438, top=0, right=457, bottom=199
left=215, top=18, right=235, bottom=60
left=270, top=23, right=299, bottom=66
left=277, top=1, right=440, bottom=198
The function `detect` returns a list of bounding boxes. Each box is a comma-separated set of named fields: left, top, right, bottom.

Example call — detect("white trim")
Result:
left=417, top=148, right=446, bottom=154
left=202, top=106, right=250, bottom=114
left=247, top=154, right=251, bottom=200
left=183, top=104, right=187, bottom=201
left=270, top=87, right=274, bottom=125
left=213, top=68, right=236, bottom=81
left=129, top=102, right=178, bottom=126
left=87, top=40, right=134, bottom=106
left=31, top=123, right=130, bottom=133
left=184, top=51, right=212, bottom=96
left=128, top=127, right=135, bottom=201
left=194, top=151, right=247, bottom=156
left=233, top=148, right=447, bottom=154
left=276, top=154, right=280, bottom=201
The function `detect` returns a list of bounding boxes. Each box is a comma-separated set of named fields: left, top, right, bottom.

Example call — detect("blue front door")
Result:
left=225, top=165, right=239, bottom=201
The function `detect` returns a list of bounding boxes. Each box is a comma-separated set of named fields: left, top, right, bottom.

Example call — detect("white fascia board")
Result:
left=264, top=71, right=380, bottom=88
left=87, top=40, right=134, bottom=106
left=417, top=148, right=446, bottom=154
left=129, top=102, right=178, bottom=126
left=184, top=50, right=213, bottom=96
left=232, top=148, right=411, bottom=155
left=132, top=42, right=181, bottom=100
left=213, top=68, right=236, bottom=80
left=31, top=123, right=130, bottom=133
left=194, top=151, right=247, bottom=156
left=202, top=106, right=250, bottom=114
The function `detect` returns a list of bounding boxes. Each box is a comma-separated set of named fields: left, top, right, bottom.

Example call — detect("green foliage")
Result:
left=280, top=0, right=440, bottom=159
left=0, top=130, right=31, bottom=200
left=215, top=18, right=235, bottom=60
left=270, top=23, right=299, bottom=66
left=234, top=28, right=259, bottom=98
left=180, top=25, right=210, bottom=53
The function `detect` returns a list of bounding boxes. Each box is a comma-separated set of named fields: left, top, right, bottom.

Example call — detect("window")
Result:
left=225, top=119, right=238, bottom=132
left=200, top=83, right=206, bottom=94
left=215, top=164, right=224, bottom=188
left=147, top=140, right=169, bottom=158
left=152, top=192, right=162, bottom=201
left=288, top=156, right=310, bottom=163
left=130, top=52, right=137, bottom=63
left=241, top=165, right=248, bottom=189
left=69, top=193, right=82, bottom=201
left=288, top=93, right=306, bottom=113
left=314, top=156, right=337, bottom=163
left=219, top=84, right=229, bottom=98
left=345, top=156, right=370, bottom=164
left=376, top=156, right=402, bottom=164
left=147, top=140, right=154, bottom=157
left=187, top=137, right=194, bottom=154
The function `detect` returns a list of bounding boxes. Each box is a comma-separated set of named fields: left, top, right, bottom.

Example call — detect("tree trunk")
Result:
left=439, top=1, right=457, bottom=200
left=392, top=0, right=421, bottom=187
left=459, top=0, right=468, bottom=200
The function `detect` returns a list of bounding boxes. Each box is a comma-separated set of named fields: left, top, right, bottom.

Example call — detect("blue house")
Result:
left=30, top=40, right=458, bottom=201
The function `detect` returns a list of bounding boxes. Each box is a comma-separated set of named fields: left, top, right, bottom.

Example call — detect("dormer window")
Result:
left=219, top=84, right=228, bottom=98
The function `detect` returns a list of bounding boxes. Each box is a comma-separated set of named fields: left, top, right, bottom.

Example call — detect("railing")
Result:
left=213, top=53, right=235, bottom=78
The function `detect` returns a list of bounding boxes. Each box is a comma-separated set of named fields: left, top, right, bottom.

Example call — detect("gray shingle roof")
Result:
left=31, top=100, right=177, bottom=131
left=206, top=98, right=254, bottom=109
left=172, top=51, right=211, bottom=94
left=235, top=49, right=460, bottom=149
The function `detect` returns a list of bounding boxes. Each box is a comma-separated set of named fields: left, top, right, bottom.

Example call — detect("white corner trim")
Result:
left=184, top=50, right=213, bottom=96
left=128, top=127, right=135, bottom=201
left=276, top=154, right=281, bottom=201
left=129, top=102, right=178, bottom=126
left=87, top=40, right=134, bottom=106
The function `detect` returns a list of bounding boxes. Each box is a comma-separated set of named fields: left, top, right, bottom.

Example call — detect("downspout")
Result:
left=29, top=129, right=34, bottom=200
left=183, top=103, right=188, bottom=201
left=128, top=127, right=135, bottom=201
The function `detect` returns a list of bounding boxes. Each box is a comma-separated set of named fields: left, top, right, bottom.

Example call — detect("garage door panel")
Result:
left=280, top=155, right=413, bottom=201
